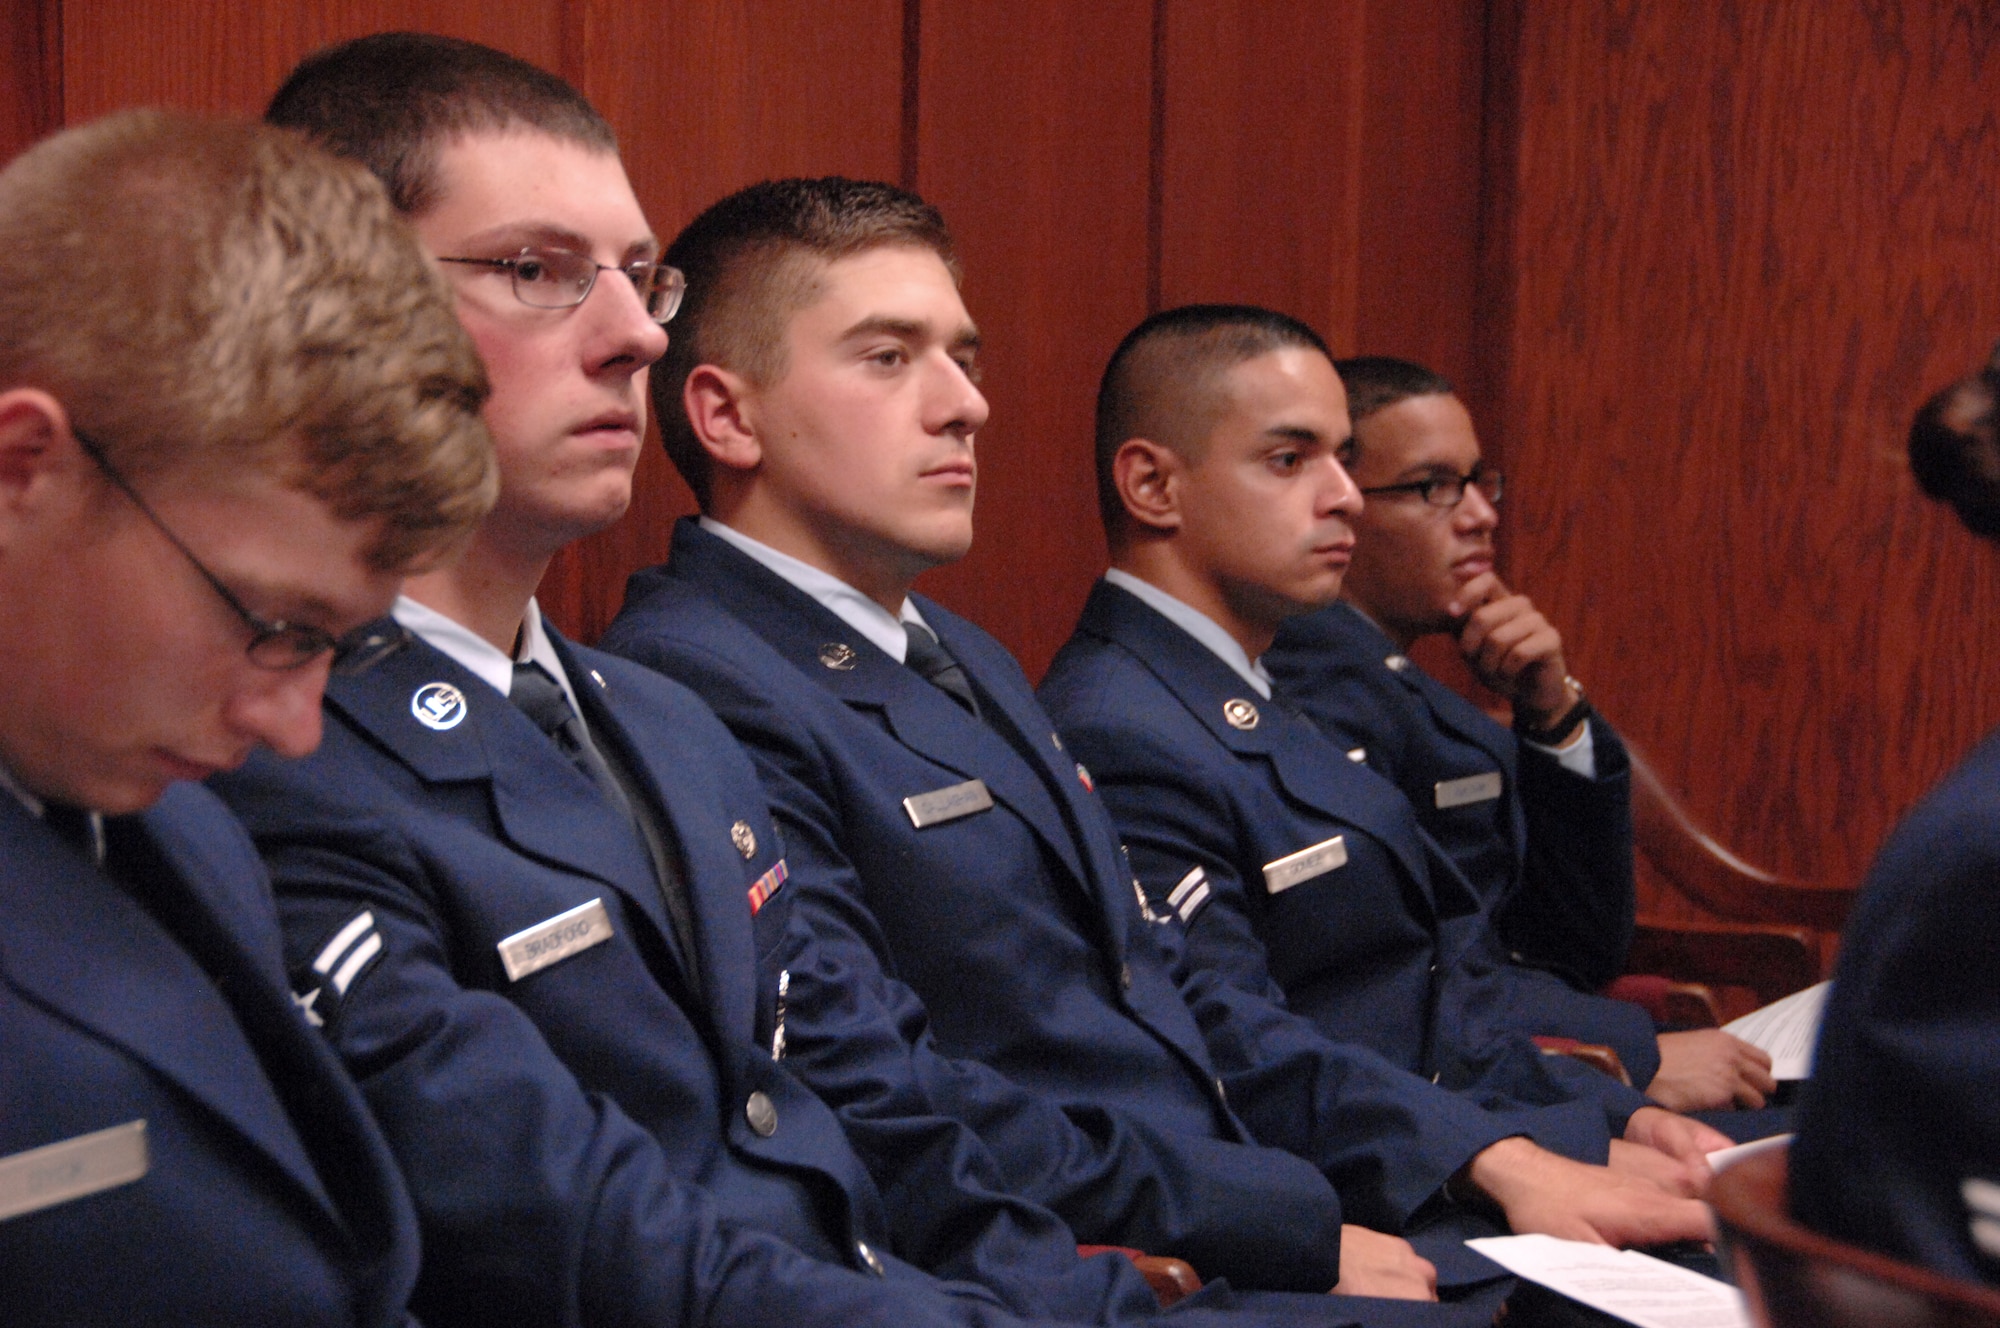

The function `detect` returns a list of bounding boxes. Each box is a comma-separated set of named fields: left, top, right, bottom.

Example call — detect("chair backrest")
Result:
left=1712, top=1146, right=2000, bottom=1328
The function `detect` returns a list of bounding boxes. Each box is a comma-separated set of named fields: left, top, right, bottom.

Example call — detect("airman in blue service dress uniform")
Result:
left=606, top=180, right=1714, bottom=1313
left=1259, top=357, right=1778, bottom=1122
left=0, top=109, right=496, bottom=1324
left=1790, top=348, right=2000, bottom=1284
left=1042, top=577, right=1652, bottom=1141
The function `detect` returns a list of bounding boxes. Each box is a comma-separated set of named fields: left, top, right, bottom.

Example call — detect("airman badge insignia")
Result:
left=411, top=682, right=468, bottom=731
left=819, top=642, right=858, bottom=671
left=731, top=820, right=758, bottom=859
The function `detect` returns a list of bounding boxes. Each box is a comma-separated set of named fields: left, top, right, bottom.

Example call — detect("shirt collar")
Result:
left=392, top=594, right=582, bottom=715
left=1102, top=568, right=1272, bottom=699
left=0, top=756, right=44, bottom=817
left=700, top=517, right=928, bottom=662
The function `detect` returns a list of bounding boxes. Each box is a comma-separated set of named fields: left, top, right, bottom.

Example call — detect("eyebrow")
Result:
left=839, top=315, right=983, bottom=355
left=453, top=222, right=660, bottom=263
left=1265, top=424, right=1336, bottom=445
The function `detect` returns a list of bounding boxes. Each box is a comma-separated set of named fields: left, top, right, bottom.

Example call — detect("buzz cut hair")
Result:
left=0, top=108, right=495, bottom=571
left=1093, top=303, right=1331, bottom=543
left=266, top=31, right=617, bottom=218
left=656, top=176, right=958, bottom=509
left=1332, top=355, right=1456, bottom=426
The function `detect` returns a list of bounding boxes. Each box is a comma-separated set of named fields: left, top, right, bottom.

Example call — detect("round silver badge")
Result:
left=818, top=642, right=858, bottom=671
left=411, top=682, right=468, bottom=731
left=1384, top=654, right=1411, bottom=673
left=1223, top=698, right=1260, bottom=730
left=731, top=820, right=758, bottom=859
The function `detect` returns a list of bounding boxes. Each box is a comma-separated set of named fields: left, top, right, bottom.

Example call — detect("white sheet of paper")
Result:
left=1465, top=1234, right=1751, bottom=1328
left=1706, top=1131, right=1792, bottom=1172
left=1722, top=979, right=1830, bottom=1079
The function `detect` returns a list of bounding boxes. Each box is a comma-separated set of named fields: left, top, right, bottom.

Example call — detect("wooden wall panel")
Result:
left=1157, top=0, right=1367, bottom=350
left=549, top=0, right=906, bottom=641
left=59, top=2, right=564, bottom=122
left=910, top=0, right=1154, bottom=679
left=1491, top=1, right=2000, bottom=898
left=1353, top=2, right=1488, bottom=413
left=2, top=0, right=58, bottom=167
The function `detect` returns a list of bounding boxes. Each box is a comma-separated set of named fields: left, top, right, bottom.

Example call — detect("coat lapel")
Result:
left=1079, top=583, right=1440, bottom=904
left=0, top=792, right=338, bottom=1224
left=552, top=636, right=763, bottom=1049
left=324, top=636, right=681, bottom=964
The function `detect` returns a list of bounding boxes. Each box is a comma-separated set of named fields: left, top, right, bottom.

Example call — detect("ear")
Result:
left=0, top=389, right=71, bottom=518
left=683, top=363, right=763, bottom=474
left=1112, top=437, right=1185, bottom=534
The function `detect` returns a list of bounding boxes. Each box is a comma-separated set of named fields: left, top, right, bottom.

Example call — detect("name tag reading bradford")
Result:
left=1435, top=772, right=1503, bottom=809
left=1263, top=836, right=1347, bottom=895
left=902, top=778, right=994, bottom=829
left=0, top=1119, right=148, bottom=1222
left=498, top=898, right=613, bottom=982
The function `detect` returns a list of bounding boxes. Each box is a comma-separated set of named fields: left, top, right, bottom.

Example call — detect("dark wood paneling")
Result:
left=1156, top=0, right=1366, bottom=348
left=59, top=2, right=564, bottom=121
left=550, top=0, right=906, bottom=641
left=910, top=0, right=1153, bottom=680
left=1491, top=1, right=2000, bottom=899
left=1, top=0, right=58, bottom=166
left=1353, top=2, right=1488, bottom=409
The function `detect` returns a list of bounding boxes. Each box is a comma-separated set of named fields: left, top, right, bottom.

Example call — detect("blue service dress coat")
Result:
left=602, top=520, right=1528, bottom=1294
left=1790, top=727, right=2000, bottom=1284
left=1039, top=582, right=1651, bottom=1151
left=1265, top=603, right=1654, bottom=1078
left=0, top=781, right=420, bottom=1327
left=210, top=626, right=1173, bottom=1328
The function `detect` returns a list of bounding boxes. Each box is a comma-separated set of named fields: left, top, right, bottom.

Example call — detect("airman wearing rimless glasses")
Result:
left=0, top=109, right=493, bottom=1326
left=1264, top=357, right=1781, bottom=1124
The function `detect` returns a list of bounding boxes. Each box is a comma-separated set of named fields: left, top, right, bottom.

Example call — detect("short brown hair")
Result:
left=266, top=31, right=616, bottom=217
left=1094, top=304, right=1332, bottom=542
left=0, top=108, right=495, bottom=571
left=657, top=177, right=958, bottom=507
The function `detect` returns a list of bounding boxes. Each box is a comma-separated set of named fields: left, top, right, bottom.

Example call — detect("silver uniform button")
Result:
left=1119, top=963, right=1133, bottom=989
left=856, top=1240, right=886, bottom=1276
left=745, top=1091, right=778, bottom=1138
left=819, top=642, right=858, bottom=671
left=1214, top=1077, right=1228, bottom=1105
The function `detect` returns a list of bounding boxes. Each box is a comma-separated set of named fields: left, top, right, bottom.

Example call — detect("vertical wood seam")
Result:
left=1145, top=0, right=1166, bottom=313
left=899, top=0, right=921, bottom=188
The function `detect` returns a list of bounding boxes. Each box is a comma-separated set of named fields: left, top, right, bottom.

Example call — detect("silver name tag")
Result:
left=1263, top=836, right=1347, bottom=894
left=1434, top=772, right=1503, bottom=809
left=902, top=779, right=994, bottom=829
left=498, top=898, right=613, bottom=982
left=0, top=1119, right=148, bottom=1222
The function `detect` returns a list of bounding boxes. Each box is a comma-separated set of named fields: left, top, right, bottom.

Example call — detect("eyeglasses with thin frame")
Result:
left=71, top=428, right=410, bottom=675
left=436, top=247, right=687, bottom=323
left=1358, top=467, right=1505, bottom=509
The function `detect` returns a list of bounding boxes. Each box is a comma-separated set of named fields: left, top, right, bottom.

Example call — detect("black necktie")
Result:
left=904, top=622, right=981, bottom=718
left=509, top=660, right=702, bottom=987
left=510, top=662, right=634, bottom=821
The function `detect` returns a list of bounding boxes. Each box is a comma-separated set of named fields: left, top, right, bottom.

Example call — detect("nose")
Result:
left=1320, top=452, right=1363, bottom=516
left=584, top=267, right=671, bottom=375
left=226, top=659, right=329, bottom=760
left=928, top=354, right=990, bottom=439
left=1454, top=477, right=1499, bottom=534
